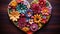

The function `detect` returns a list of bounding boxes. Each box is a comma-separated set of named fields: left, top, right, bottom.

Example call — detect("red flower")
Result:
left=18, top=17, right=27, bottom=28
left=16, top=0, right=23, bottom=3
left=41, top=18, right=47, bottom=24
left=27, top=31, right=33, bottom=34
left=41, top=7, right=50, bottom=15
left=31, top=3, right=41, bottom=14
left=38, top=0, right=46, bottom=7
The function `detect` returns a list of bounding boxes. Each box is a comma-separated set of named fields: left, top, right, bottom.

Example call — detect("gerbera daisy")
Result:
left=34, top=14, right=42, bottom=23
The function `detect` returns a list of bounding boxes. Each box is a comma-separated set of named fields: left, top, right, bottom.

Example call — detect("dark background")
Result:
left=0, top=0, right=60, bottom=34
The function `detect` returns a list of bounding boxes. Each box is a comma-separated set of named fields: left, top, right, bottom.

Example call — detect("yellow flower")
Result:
left=46, top=15, right=51, bottom=21
left=9, top=10, right=20, bottom=21
left=31, top=0, right=39, bottom=4
left=9, top=0, right=17, bottom=7
left=34, top=14, right=42, bottom=23
left=38, top=23, right=42, bottom=29
left=22, top=27, right=29, bottom=32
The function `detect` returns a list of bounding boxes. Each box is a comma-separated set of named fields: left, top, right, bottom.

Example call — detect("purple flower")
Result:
left=26, top=9, right=33, bottom=17
left=30, top=23, right=38, bottom=32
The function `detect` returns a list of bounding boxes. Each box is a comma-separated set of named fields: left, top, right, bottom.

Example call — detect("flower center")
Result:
left=33, top=26, right=35, bottom=28
left=40, top=2, right=44, bottom=4
left=21, top=8, right=23, bottom=10
left=36, top=18, right=39, bottom=21
left=44, top=9, right=48, bottom=13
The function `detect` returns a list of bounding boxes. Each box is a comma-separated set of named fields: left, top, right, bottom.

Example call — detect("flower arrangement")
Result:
left=8, top=0, right=52, bottom=34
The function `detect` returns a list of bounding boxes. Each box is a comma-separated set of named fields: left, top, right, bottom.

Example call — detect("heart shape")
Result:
left=8, top=0, right=52, bottom=34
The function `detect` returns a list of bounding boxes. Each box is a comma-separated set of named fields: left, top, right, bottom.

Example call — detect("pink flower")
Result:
left=41, top=7, right=50, bottom=15
left=31, top=3, right=41, bottom=14
left=30, top=23, right=38, bottom=32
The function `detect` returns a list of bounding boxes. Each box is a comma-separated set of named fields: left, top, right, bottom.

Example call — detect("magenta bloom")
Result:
left=18, top=17, right=27, bottom=28
left=31, top=3, right=41, bottom=14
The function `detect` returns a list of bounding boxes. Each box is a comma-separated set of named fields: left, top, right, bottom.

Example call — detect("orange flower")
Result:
left=41, top=7, right=50, bottom=15
left=9, top=0, right=17, bottom=7
left=34, top=14, right=42, bottom=23
left=22, top=27, right=29, bottom=32
left=9, top=10, right=20, bottom=21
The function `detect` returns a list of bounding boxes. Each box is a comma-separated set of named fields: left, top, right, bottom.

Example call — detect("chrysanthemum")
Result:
left=16, top=3, right=27, bottom=14
left=41, top=7, right=50, bottom=15
left=9, top=10, right=20, bottom=21
left=31, top=3, right=41, bottom=14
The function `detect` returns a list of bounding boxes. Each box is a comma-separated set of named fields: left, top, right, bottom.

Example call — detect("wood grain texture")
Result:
left=0, top=0, right=60, bottom=34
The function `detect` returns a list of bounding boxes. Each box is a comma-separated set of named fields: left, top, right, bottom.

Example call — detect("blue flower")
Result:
left=16, top=3, right=27, bottom=14
left=25, top=9, right=33, bottom=17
